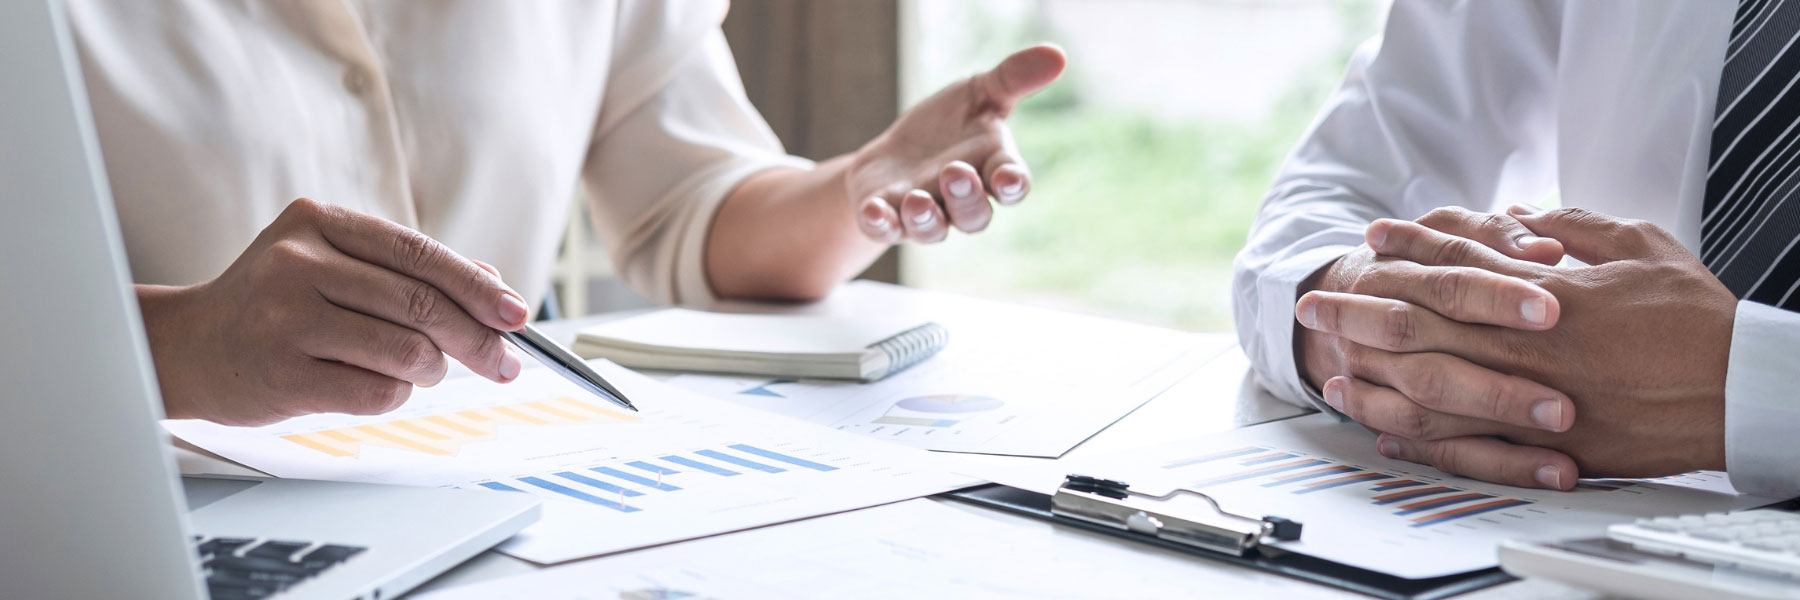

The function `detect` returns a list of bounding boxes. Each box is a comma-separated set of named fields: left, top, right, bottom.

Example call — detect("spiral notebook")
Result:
left=571, top=309, right=948, bottom=382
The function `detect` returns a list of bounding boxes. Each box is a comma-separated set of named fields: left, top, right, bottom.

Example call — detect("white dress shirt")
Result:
left=67, top=0, right=808, bottom=309
left=1234, top=1, right=1800, bottom=498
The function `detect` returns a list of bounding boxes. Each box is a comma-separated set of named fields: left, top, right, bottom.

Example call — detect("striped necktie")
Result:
left=1704, top=0, right=1800, bottom=310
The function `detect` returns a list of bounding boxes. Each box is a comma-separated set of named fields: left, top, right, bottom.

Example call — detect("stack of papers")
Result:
left=413, top=500, right=1340, bottom=599
left=165, top=363, right=977, bottom=564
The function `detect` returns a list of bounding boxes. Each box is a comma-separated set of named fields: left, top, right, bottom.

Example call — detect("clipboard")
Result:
left=946, top=476, right=1516, bottom=600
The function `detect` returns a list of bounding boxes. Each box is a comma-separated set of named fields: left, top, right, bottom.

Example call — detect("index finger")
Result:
left=1355, top=259, right=1560, bottom=330
left=1413, top=206, right=1565, bottom=266
left=298, top=200, right=530, bottom=331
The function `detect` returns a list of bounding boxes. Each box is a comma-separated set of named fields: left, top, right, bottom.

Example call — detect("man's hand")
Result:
left=138, top=198, right=528, bottom=426
left=1294, top=208, right=1581, bottom=487
left=1310, top=207, right=1736, bottom=485
left=846, top=44, right=1066, bottom=243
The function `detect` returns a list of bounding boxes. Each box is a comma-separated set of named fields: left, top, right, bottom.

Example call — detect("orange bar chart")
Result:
left=281, top=396, right=637, bottom=457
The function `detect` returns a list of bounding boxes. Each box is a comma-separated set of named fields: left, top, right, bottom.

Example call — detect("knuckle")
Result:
left=1338, top=343, right=1371, bottom=378
left=1476, top=212, right=1513, bottom=238
left=265, top=239, right=317, bottom=270
left=404, top=281, right=445, bottom=327
left=1428, top=441, right=1465, bottom=474
left=284, top=197, right=324, bottom=219
left=1427, top=268, right=1470, bottom=315
left=467, top=329, right=506, bottom=366
left=1620, top=219, right=1662, bottom=247
left=357, top=381, right=411, bottom=415
left=1418, top=207, right=1464, bottom=228
left=1396, top=404, right=1434, bottom=439
left=1550, top=207, right=1594, bottom=223
left=396, top=335, right=443, bottom=377
left=391, top=229, right=445, bottom=274
left=1380, top=304, right=1418, bottom=350
left=1346, top=263, right=1391, bottom=297
left=1483, top=378, right=1514, bottom=422
left=1406, top=359, right=1449, bottom=410
left=1431, top=237, right=1477, bottom=266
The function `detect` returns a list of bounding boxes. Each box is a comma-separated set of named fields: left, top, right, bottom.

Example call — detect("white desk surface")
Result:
left=170, top=289, right=1601, bottom=599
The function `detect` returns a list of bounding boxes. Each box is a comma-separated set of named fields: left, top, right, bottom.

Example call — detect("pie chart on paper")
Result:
left=894, top=394, right=1004, bottom=414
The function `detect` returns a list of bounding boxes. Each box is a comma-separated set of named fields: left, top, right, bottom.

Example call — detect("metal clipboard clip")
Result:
left=1051, top=474, right=1303, bottom=557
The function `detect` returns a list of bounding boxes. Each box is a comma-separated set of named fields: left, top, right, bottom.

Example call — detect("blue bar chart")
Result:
left=472, top=443, right=840, bottom=513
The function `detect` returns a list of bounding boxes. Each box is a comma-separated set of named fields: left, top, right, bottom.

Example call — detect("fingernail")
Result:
left=1323, top=381, right=1344, bottom=411
left=1521, top=296, right=1547, bottom=326
left=499, top=350, right=522, bottom=382
left=1298, top=301, right=1318, bottom=329
left=949, top=178, right=974, bottom=198
left=1378, top=436, right=1401, bottom=458
left=999, top=182, right=1024, bottom=204
left=912, top=210, right=936, bottom=228
left=499, top=294, right=529, bottom=326
left=1532, top=399, right=1565, bottom=431
left=1517, top=235, right=1544, bottom=249
left=870, top=217, right=893, bottom=234
left=1535, top=464, right=1563, bottom=489
left=1367, top=223, right=1388, bottom=251
left=1509, top=203, right=1542, bottom=216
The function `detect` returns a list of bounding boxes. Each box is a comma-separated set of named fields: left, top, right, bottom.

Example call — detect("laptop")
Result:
left=0, top=1, right=541, bottom=598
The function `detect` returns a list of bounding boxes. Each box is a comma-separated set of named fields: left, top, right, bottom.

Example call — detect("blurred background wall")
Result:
left=557, top=0, right=1389, bottom=332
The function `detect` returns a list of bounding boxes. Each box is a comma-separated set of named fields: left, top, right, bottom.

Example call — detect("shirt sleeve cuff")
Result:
left=1246, top=244, right=1355, bottom=415
left=669, top=155, right=816, bottom=307
left=1724, top=300, right=1800, bottom=498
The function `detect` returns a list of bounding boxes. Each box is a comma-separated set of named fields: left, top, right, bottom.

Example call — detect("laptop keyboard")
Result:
left=194, top=535, right=366, bottom=599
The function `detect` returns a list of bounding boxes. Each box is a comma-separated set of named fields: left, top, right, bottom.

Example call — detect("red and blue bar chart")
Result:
left=1163, top=446, right=1534, bottom=528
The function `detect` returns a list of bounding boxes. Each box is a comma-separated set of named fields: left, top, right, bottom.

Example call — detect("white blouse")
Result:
left=67, top=0, right=809, bottom=308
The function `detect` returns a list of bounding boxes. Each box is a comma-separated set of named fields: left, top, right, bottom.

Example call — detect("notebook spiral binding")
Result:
left=869, top=322, right=950, bottom=378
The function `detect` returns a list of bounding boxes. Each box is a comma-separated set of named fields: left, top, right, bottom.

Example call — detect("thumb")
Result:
left=974, top=43, right=1068, bottom=115
left=1507, top=205, right=1649, bottom=265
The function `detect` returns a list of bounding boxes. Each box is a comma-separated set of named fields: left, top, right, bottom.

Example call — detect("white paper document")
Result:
left=414, top=499, right=1342, bottom=600
left=985, top=414, right=1780, bottom=579
left=665, top=286, right=1231, bottom=457
left=163, top=363, right=977, bottom=564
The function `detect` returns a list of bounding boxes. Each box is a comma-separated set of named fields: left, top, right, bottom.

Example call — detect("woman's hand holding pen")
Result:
left=138, top=198, right=527, bottom=426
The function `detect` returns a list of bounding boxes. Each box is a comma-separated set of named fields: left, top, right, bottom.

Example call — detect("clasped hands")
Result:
left=1295, top=206, right=1738, bottom=490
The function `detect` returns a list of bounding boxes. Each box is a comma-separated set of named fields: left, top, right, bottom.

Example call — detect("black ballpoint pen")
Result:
left=500, top=323, right=638, bottom=412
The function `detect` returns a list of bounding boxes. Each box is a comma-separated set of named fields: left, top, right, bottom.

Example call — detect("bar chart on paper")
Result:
left=998, top=414, right=1776, bottom=579
left=469, top=443, right=839, bottom=514
left=279, top=396, right=638, bottom=457
left=1165, top=445, right=1538, bottom=530
left=162, top=363, right=974, bottom=564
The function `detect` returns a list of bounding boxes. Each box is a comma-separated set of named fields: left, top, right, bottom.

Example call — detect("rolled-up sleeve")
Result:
left=582, top=2, right=811, bottom=306
left=1231, top=1, right=1561, bottom=410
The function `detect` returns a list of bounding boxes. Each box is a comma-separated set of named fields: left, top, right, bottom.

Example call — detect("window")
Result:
left=901, top=0, right=1389, bottom=330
